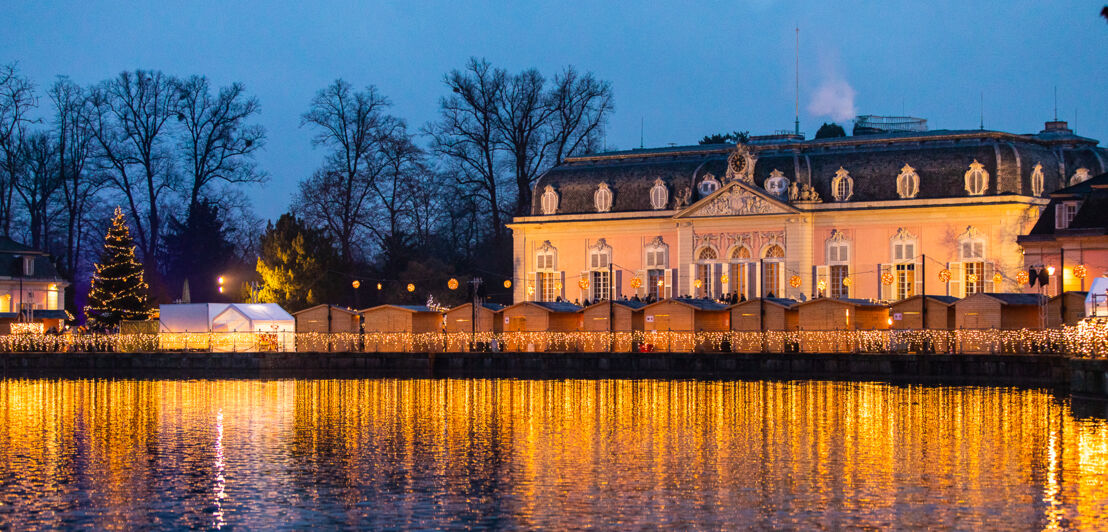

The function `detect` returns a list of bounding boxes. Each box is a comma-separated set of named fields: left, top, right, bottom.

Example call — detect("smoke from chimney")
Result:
left=806, top=52, right=856, bottom=122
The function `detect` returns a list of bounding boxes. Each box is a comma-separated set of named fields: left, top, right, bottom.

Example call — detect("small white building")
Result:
left=159, top=303, right=295, bottom=351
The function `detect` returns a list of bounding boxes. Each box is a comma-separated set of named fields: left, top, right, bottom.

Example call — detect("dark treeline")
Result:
left=0, top=57, right=614, bottom=317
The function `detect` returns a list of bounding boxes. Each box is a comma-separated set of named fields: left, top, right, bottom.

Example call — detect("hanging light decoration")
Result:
left=630, top=277, right=642, bottom=289
left=694, top=279, right=703, bottom=289
left=1016, top=271, right=1030, bottom=285
left=656, top=279, right=664, bottom=288
left=578, top=278, right=590, bottom=290
left=1074, top=265, right=1088, bottom=279
left=352, top=280, right=360, bottom=289
left=406, top=283, right=415, bottom=292
left=842, top=277, right=853, bottom=287
left=992, top=272, right=1003, bottom=285
left=527, top=283, right=535, bottom=296
left=554, top=281, right=563, bottom=291
left=880, top=272, right=895, bottom=285
left=938, top=269, right=952, bottom=283
left=376, top=282, right=383, bottom=290
left=817, top=279, right=827, bottom=292
left=447, top=278, right=459, bottom=290
left=789, top=275, right=802, bottom=288
left=967, top=273, right=979, bottom=284
left=720, top=274, right=729, bottom=284
left=503, top=279, right=512, bottom=288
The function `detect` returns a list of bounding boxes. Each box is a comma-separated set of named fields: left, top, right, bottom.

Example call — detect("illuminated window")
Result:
left=763, top=244, right=785, bottom=297
left=644, top=237, right=669, bottom=299
left=589, top=240, right=612, bottom=300
left=729, top=246, right=751, bottom=299
left=47, top=285, right=58, bottom=311
left=536, top=242, right=558, bottom=301
left=696, top=247, right=718, bottom=297
left=960, top=235, right=986, bottom=295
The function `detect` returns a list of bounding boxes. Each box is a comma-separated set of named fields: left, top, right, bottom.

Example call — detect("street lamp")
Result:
left=352, top=280, right=361, bottom=309
left=217, top=275, right=225, bottom=295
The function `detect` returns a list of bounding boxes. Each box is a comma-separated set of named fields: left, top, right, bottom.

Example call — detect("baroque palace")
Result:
left=508, top=118, right=1108, bottom=305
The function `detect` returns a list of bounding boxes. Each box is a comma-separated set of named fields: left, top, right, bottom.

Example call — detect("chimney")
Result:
left=1042, top=120, right=1072, bottom=134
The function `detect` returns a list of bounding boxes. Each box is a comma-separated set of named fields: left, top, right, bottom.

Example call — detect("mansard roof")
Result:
left=530, top=127, right=1108, bottom=216
left=1025, top=171, right=1108, bottom=237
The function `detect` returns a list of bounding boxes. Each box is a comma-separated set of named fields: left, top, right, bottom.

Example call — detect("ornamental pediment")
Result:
left=675, top=181, right=797, bottom=218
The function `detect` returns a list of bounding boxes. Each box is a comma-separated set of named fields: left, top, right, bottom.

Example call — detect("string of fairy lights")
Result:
left=2, top=323, right=1106, bottom=358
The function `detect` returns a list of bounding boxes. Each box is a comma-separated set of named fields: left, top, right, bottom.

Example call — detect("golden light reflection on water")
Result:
left=0, top=378, right=1106, bottom=529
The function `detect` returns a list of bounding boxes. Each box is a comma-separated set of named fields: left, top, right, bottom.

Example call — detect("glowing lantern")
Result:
left=503, top=280, right=512, bottom=288
left=789, top=275, right=802, bottom=288
left=967, top=273, right=978, bottom=284
left=1074, top=265, right=1088, bottom=279
left=447, top=278, right=459, bottom=290
left=630, top=277, right=642, bottom=289
left=527, top=284, right=535, bottom=296
left=817, top=279, right=827, bottom=292
left=554, top=281, right=563, bottom=291
left=938, top=269, right=952, bottom=283
left=352, top=280, right=360, bottom=289
left=376, top=282, right=382, bottom=290
left=881, top=272, right=895, bottom=286
left=842, top=277, right=853, bottom=287
left=694, top=279, right=703, bottom=289
left=993, top=272, right=1003, bottom=285
left=721, top=274, right=729, bottom=284
left=578, top=278, right=590, bottom=290
left=1016, top=271, right=1029, bottom=285
left=657, top=279, right=664, bottom=287
left=406, top=283, right=415, bottom=292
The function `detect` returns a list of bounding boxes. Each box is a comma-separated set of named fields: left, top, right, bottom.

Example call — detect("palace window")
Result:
left=588, top=241, right=612, bottom=301
left=1030, top=163, right=1044, bottom=197
left=1056, top=201, right=1080, bottom=230
left=960, top=237, right=986, bottom=295
left=594, top=183, right=613, bottom=213
left=831, top=167, right=853, bottom=202
left=729, top=246, right=751, bottom=299
left=896, top=164, right=919, bottom=199
left=696, top=246, right=718, bottom=298
left=891, top=230, right=918, bottom=300
left=964, top=160, right=989, bottom=196
left=536, top=245, right=558, bottom=301
left=763, top=244, right=785, bottom=297
left=827, top=235, right=849, bottom=299
left=649, top=178, right=668, bottom=210
left=764, top=169, right=789, bottom=199
left=47, top=284, right=58, bottom=311
left=644, top=238, right=669, bottom=299
left=540, top=185, right=559, bottom=215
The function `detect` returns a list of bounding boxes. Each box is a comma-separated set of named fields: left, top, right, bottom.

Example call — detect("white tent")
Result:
left=158, top=303, right=294, bottom=351
left=1086, top=277, right=1108, bottom=318
left=211, top=304, right=296, bottom=351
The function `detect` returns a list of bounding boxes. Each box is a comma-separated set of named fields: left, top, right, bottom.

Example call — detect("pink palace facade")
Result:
left=507, top=119, right=1108, bottom=305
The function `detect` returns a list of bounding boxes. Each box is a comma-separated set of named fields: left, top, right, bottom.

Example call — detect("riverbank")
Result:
left=3, top=350, right=1107, bottom=398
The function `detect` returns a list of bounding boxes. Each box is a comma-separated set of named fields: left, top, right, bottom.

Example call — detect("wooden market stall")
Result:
left=293, top=304, right=361, bottom=352
left=640, top=298, right=730, bottom=352
left=445, top=302, right=504, bottom=351
left=499, top=301, right=582, bottom=351
left=360, top=304, right=444, bottom=352
left=728, top=298, right=798, bottom=352
left=1045, top=291, right=1088, bottom=327
left=888, top=295, right=957, bottom=330
left=953, top=293, right=1047, bottom=330
left=580, top=299, right=647, bottom=351
left=793, top=297, right=889, bottom=352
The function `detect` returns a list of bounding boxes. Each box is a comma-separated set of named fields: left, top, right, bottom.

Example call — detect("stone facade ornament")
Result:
left=649, top=178, right=668, bottom=210
left=675, top=186, right=692, bottom=208
left=594, top=182, right=613, bottom=213
left=695, top=188, right=774, bottom=217
left=1030, top=163, right=1044, bottom=196
left=764, top=169, right=790, bottom=199
left=795, top=183, right=822, bottom=203
left=540, top=185, right=559, bottom=215
left=724, top=143, right=757, bottom=183
left=1070, top=167, right=1091, bottom=186
left=896, top=164, right=919, bottom=199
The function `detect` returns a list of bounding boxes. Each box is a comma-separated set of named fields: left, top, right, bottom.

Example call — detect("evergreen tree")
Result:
left=85, top=207, right=150, bottom=328
left=255, top=213, right=339, bottom=311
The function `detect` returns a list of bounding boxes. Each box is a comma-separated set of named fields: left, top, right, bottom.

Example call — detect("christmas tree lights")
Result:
left=84, top=207, right=151, bottom=329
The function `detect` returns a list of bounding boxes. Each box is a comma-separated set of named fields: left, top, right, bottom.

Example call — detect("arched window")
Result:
left=1030, top=163, right=1044, bottom=197
left=831, top=167, right=853, bottom=202
left=594, top=183, right=613, bottom=213
left=762, top=244, right=785, bottom=298
left=535, top=242, right=558, bottom=302
left=728, top=246, right=752, bottom=300
left=896, top=164, right=919, bottom=199
left=964, top=160, right=989, bottom=196
left=698, top=173, right=721, bottom=197
left=540, top=185, right=559, bottom=215
left=649, top=178, right=668, bottom=210
left=695, top=247, right=718, bottom=298
left=764, top=169, right=789, bottom=199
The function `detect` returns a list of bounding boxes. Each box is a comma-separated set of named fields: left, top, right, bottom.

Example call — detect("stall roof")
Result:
left=582, top=299, right=649, bottom=312
left=361, top=304, right=443, bottom=314
left=642, top=298, right=731, bottom=312
left=795, top=297, right=887, bottom=309
left=889, top=294, right=959, bottom=306
left=223, top=303, right=294, bottom=321
left=291, top=304, right=359, bottom=316
left=964, top=293, right=1048, bottom=306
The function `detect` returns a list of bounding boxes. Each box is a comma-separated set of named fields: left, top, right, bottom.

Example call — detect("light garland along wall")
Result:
left=1, top=324, right=1106, bottom=357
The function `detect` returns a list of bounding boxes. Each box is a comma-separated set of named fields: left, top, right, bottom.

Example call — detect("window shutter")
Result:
left=815, top=265, right=830, bottom=298
left=665, top=268, right=676, bottom=299
left=847, top=264, right=855, bottom=298
left=753, top=265, right=762, bottom=299
left=614, top=270, right=623, bottom=299
left=529, top=272, right=537, bottom=301
left=687, top=263, right=695, bottom=297
left=580, top=270, right=590, bottom=301
left=948, top=262, right=963, bottom=298
left=635, top=269, right=647, bottom=297
left=983, top=262, right=995, bottom=293
left=879, top=264, right=892, bottom=301
left=559, top=271, right=566, bottom=300
left=712, top=263, right=723, bottom=298
left=913, top=262, right=923, bottom=298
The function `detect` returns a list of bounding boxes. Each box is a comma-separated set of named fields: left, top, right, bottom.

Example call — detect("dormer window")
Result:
left=594, top=183, right=613, bottom=213
left=964, top=160, right=989, bottom=196
left=540, top=185, right=559, bottom=215
left=1056, top=201, right=1081, bottom=229
left=764, top=169, right=789, bottom=199
left=649, top=178, right=668, bottom=210
left=22, top=256, right=33, bottom=277
left=1030, top=163, right=1044, bottom=197
left=1069, top=168, right=1091, bottom=186
left=831, top=167, right=854, bottom=202
left=697, top=173, right=721, bottom=196
left=896, top=164, right=919, bottom=199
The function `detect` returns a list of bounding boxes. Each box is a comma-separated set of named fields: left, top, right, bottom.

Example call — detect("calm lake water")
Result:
left=0, top=378, right=1106, bottom=529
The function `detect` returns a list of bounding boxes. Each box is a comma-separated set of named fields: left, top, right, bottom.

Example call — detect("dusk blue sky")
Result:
left=3, top=1, right=1106, bottom=222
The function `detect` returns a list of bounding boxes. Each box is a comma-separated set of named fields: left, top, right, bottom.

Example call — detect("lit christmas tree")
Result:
left=85, top=207, right=151, bottom=329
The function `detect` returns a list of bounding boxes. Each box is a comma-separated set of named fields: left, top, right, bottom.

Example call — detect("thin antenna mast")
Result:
left=640, top=117, right=644, bottom=149
left=794, top=25, right=800, bottom=136
left=1054, top=86, right=1058, bottom=121
left=979, top=92, right=984, bottom=130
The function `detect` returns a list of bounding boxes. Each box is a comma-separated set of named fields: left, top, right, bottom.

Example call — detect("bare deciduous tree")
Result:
left=50, top=77, right=100, bottom=280
left=0, top=63, right=38, bottom=235
left=14, top=132, right=60, bottom=249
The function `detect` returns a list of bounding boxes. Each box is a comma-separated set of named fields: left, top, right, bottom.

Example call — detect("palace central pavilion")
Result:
left=508, top=118, right=1107, bottom=305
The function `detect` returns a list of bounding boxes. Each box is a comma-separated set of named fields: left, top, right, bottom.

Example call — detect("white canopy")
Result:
left=158, top=304, right=230, bottom=332
left=1086, top=278, right=1108, bottom=318
left=158, top=303, right=295, bottom=351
